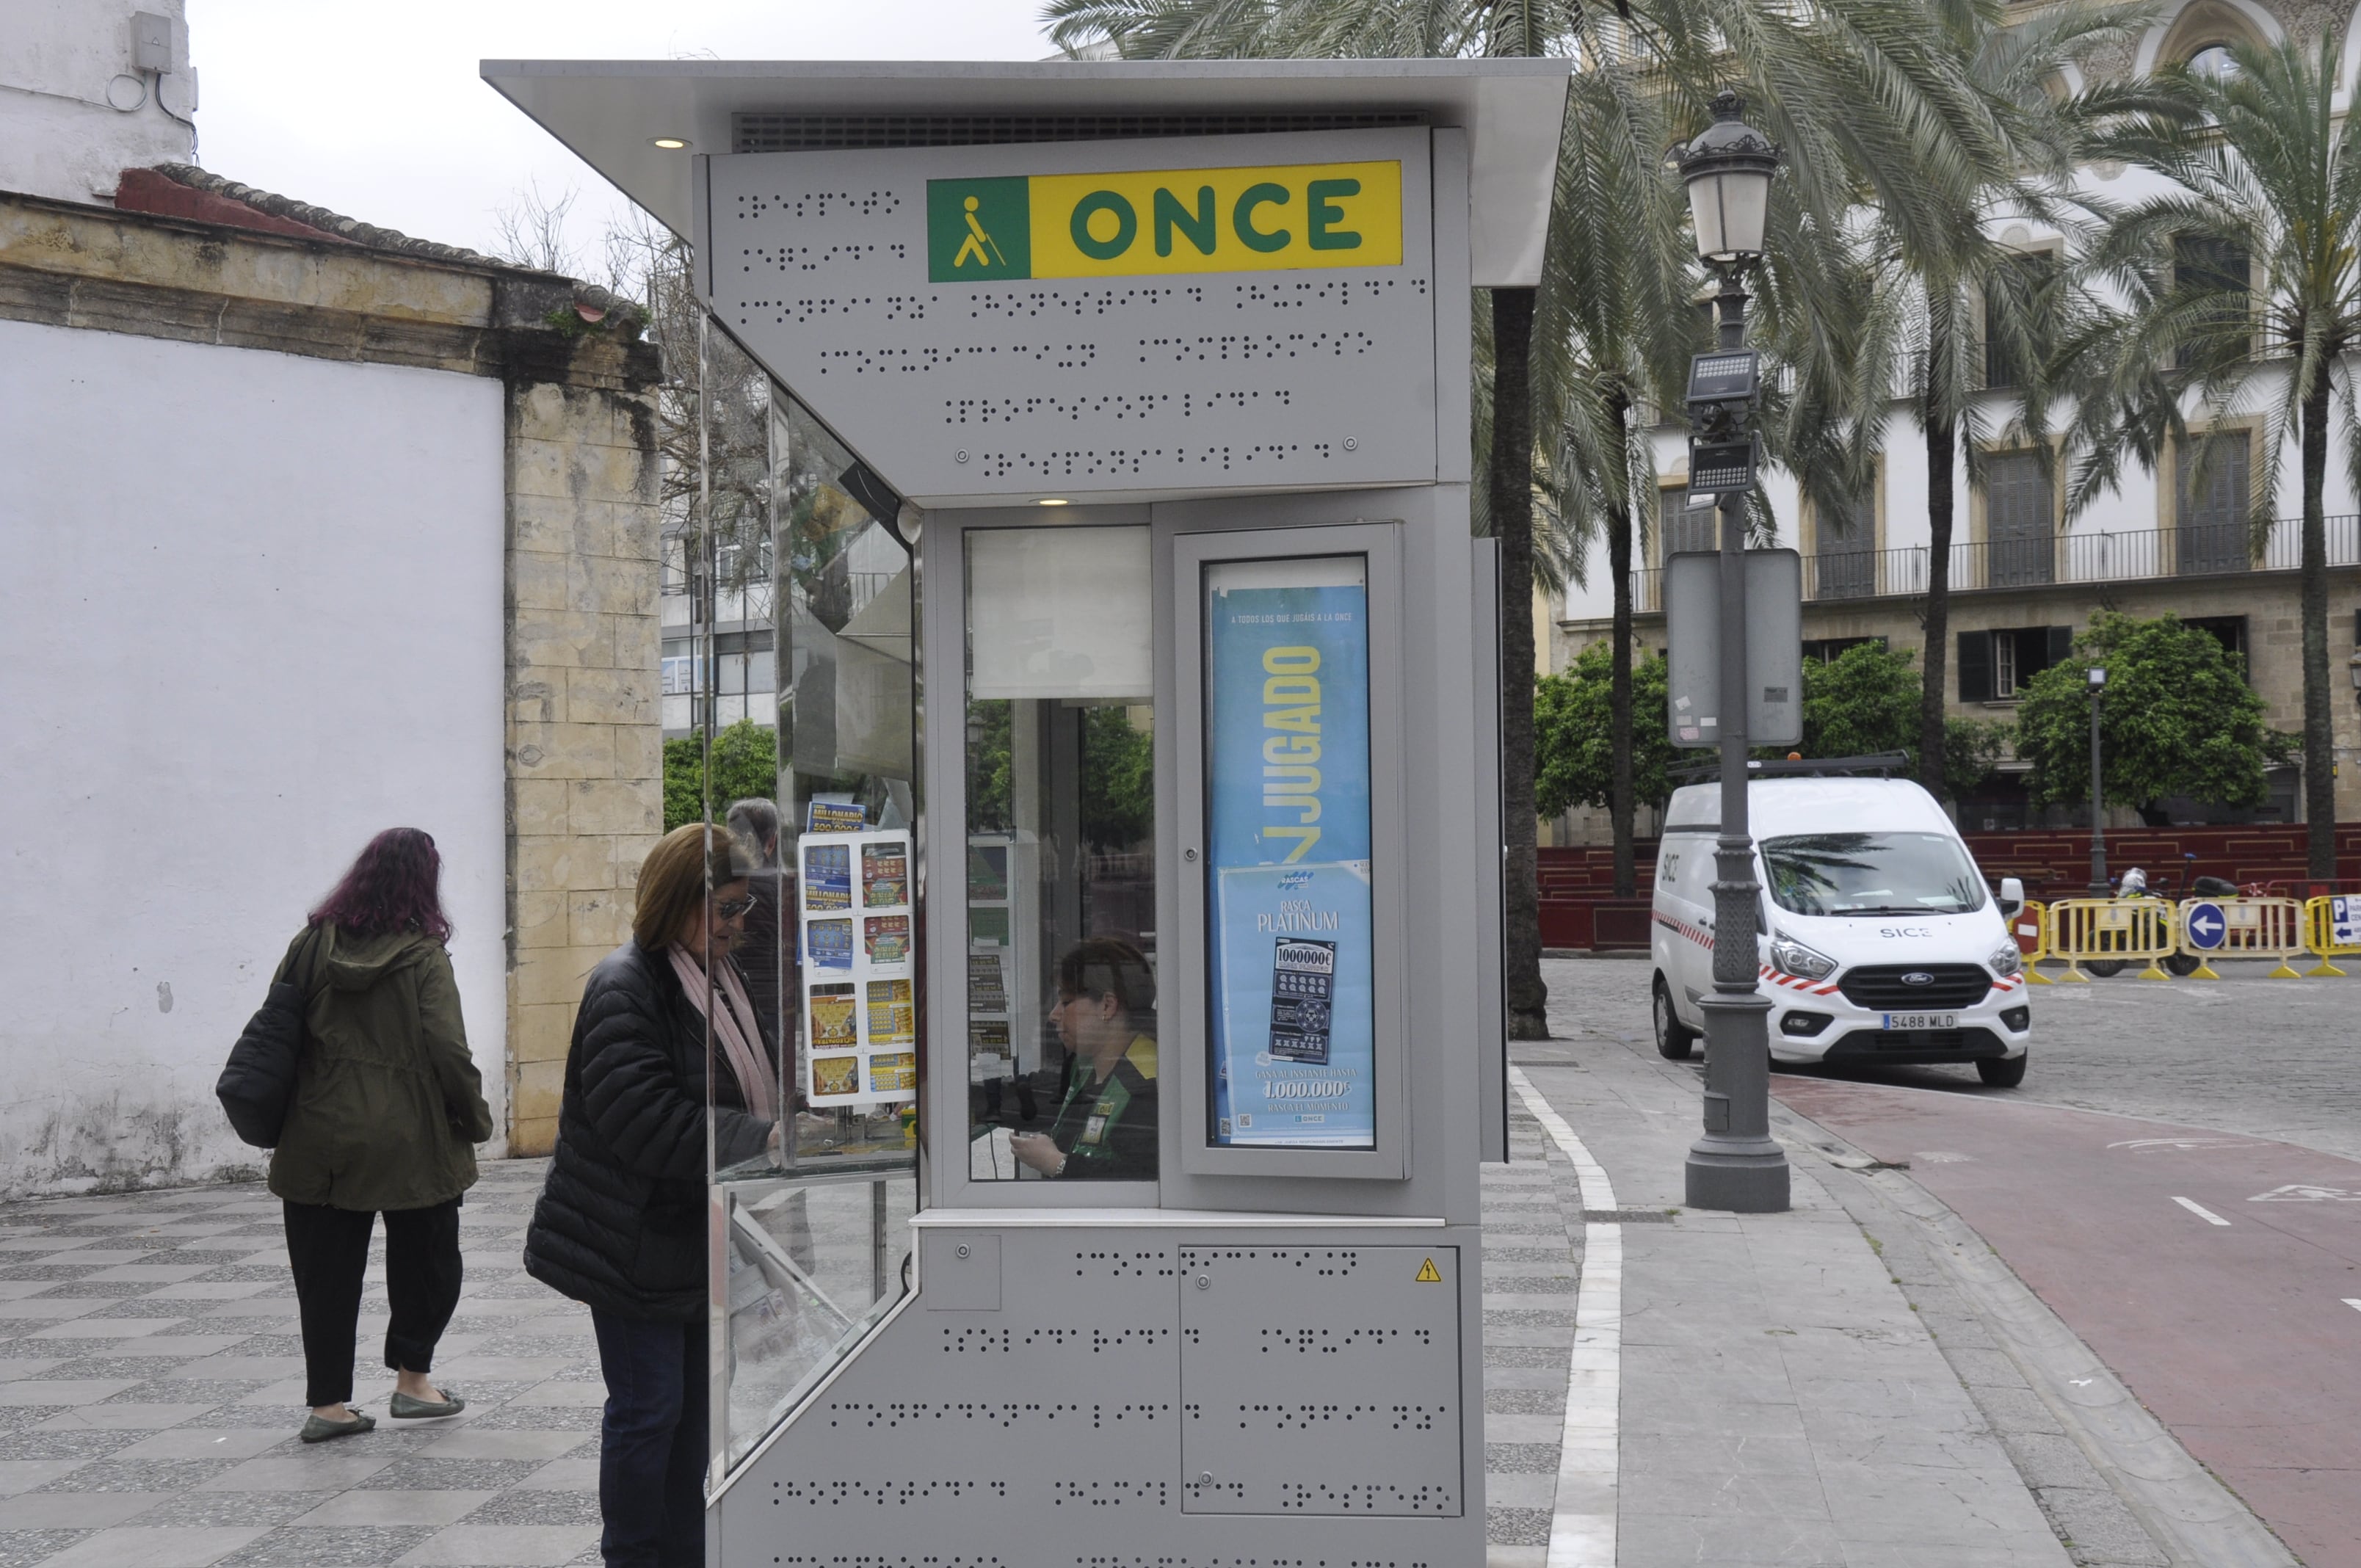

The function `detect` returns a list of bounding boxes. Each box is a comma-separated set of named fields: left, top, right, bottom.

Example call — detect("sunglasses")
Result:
left=715, top=895, right=756, bottom=918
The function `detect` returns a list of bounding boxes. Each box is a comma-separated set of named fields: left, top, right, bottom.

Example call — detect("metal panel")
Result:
left=1664, top=547, right=1803, bottom=749
left=713, top=1223, right=1481, bottom=1567
left=479, top=59, right=1570, bottom=286
left=1470, top=537, right=1506, bottom=1164
left=700, top=129, right=1437, bottom=505
left=1178, top=1245, right=1462, bottom=1514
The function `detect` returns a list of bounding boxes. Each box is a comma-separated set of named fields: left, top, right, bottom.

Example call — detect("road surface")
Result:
left=1542, top=957, right=2361, bottom=1566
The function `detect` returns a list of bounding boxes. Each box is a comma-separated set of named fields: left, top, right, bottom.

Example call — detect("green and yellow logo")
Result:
left=926, top=176, right=1031, bottom=281
left=926, top=160, right=1401, bottom=283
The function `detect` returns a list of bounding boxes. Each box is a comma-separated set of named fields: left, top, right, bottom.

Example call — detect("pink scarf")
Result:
left=668, top=945, right=777, bottom=1122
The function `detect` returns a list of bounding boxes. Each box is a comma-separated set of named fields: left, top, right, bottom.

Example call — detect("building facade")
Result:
left=0, top=139, right=661, bottom=1186
left=1553, top=0, right=2361, bottom=843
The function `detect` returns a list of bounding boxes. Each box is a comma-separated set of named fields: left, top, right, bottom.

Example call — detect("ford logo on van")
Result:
left=1901, top=971, right=1935, bottom=985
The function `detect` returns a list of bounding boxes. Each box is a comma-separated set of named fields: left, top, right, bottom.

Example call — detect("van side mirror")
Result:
left=1998, top=876, right=2024, bottom=917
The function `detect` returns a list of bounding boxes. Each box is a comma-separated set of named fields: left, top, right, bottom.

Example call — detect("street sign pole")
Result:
left=2088, top=666, right=2109, bottom=896
left=1683, top=272, right=1790, bottom=1215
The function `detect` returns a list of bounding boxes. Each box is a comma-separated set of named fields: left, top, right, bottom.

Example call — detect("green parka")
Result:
left=266, top=925, right=495, bottom=1211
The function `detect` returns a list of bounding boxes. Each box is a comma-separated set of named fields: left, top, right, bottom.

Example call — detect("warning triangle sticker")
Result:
left=1414, top=1257, right=1442, bottom=1282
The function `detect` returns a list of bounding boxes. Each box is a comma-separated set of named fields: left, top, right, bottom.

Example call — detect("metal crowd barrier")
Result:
left=2045, top=898, right=2178, bottom=981
left=2175, top=895, right=2307, bottom=979
left=2302, top=894, right=2361, bottom=976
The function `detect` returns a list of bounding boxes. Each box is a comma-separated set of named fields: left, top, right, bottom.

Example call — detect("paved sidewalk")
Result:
left=1501, top=960, right=2081, bottom=1568
left=0, top=1160, right=603, bottom=1568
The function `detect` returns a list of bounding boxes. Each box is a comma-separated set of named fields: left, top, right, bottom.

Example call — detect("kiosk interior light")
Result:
left=1037, top=498, right=1070, bottom=506
left=650, top=136, right=689, bottom=149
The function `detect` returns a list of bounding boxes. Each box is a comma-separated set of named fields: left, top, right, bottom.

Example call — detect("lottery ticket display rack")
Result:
left=795, top=828, right=918, bottom=1108
left=963, top=833, right=1040, bottom=1078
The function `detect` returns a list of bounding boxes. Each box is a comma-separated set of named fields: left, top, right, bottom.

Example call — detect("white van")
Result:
left=1649, top=772, right=2032, bottom=1085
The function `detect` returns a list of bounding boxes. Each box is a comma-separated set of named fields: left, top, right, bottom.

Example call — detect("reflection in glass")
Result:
left=689, top=345, right=918, bottom=1476
left=1762, top=832, right=1987, bottom=916
left=964, top=526, right=1158, bottom=1182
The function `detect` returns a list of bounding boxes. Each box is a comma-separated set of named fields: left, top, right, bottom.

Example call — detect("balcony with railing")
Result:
left=1625, top=515, right=2361, bottom=613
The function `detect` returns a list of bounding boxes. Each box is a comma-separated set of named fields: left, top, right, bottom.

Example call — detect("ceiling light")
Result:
left=650, top=137, right=690, bottom=150
left=1037, top=498, right=1070, bottom=507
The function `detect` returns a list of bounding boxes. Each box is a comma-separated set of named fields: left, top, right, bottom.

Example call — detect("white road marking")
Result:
left=1509, top=1064, right=1619, bottom=1568
left=2107, top=1137, right=2263, bottom=1153
left=2171, top=1196, right=2232, bottom=1226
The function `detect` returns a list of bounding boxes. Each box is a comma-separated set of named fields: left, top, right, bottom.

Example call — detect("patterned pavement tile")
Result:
left=457, top=1490, right=598, bottom=1527
left=0, top=1531, right=90, bottom=1567
left=352, top=1459, right=544, bottom=1494
left=135, top=1491, right=324, bottom=1528
left=32, top=1457, right=244, bottom=1492
left=211, top=1525, right=436, bottom=1566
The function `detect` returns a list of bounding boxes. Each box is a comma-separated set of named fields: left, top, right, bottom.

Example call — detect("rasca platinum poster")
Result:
left=1204, top=556, right=1376, bottom=1149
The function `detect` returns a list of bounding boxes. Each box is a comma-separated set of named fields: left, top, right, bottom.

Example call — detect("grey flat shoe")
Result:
left=299, top=1410, right=375, bottom=1443
left=388, top=1390, right=465, bottom=1420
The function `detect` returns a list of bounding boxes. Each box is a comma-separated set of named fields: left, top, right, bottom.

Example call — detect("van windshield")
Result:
left=1762, top=832, right=1987, bottom=916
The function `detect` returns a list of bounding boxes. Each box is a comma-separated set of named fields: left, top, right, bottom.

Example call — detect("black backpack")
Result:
left=216, top=926, right=329, bottom=1148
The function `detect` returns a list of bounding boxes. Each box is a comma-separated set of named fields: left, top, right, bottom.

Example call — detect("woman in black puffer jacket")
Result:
left=525, top=824, right=775, bottom=1568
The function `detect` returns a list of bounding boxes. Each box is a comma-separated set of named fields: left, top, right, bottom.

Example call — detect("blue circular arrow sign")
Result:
left=2186, top=901, right=2227, bottom=949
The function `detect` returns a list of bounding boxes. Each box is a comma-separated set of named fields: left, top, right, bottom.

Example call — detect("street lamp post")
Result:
left=1679, top=92, right=1791, bottom=1214
left=2087, top=665, right=2109, bottom=895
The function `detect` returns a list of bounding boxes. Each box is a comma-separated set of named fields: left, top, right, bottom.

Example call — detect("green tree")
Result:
left=2014, top=611, right=2287, bottom=813
left=2058, top=36, right=2360, bottom=874
left=1081, top=705, right=1156, bottom=850
left=1535, top=646, right=1678, bottom=821
left=663, top=719, right=780, bottom=832
left=1789, top=642, right=2009, bottom=799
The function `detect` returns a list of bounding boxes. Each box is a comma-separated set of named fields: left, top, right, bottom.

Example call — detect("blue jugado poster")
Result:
left=1205, top=565, right=1376, bottom=1149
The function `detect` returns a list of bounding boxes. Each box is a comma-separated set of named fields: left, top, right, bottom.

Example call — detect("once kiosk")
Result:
left=485, top=58, right=1567, bottom=1567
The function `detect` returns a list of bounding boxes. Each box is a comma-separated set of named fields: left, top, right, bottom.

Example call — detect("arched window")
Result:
left=2187, top=43, right=2241, bottom=81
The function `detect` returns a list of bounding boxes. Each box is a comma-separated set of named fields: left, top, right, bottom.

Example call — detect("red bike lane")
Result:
left=1771, top=1076, right=2361, bottom=1567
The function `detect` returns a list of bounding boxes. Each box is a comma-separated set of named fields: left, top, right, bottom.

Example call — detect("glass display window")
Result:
left=962, top=525, right=1158, bottom=1188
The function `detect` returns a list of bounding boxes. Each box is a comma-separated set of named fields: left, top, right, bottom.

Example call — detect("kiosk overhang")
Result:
left=477, top=57, right=1570, bottom=288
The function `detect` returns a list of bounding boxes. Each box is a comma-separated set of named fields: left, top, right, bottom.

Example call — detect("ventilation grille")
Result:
left=1835, top=963, right=1994, bottom=1011
left=732, top=111, right=1429, bottom=153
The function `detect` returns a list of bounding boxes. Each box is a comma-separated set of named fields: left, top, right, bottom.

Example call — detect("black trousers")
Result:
left=282, top=1197, right=463, bottom=1409
left=591, top=1310, right=708, bottom=1568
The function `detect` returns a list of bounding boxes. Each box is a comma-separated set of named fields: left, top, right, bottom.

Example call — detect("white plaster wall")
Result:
left=0, top=319, right=506, bottom=1196
left=0, top=0, right=195, bottom=205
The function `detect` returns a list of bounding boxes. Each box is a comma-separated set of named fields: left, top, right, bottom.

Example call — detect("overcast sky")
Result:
left=182, top=1, right=1058, bottom=265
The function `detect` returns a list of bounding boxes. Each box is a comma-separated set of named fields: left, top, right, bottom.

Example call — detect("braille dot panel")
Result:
left=708, top=155, right=1439, bottom=497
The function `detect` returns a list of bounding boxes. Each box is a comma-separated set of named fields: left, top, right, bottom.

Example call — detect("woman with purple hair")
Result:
left=269, top=827, right=495, bottom=1443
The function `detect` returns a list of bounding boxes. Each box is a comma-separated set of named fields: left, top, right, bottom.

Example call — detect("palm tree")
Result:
left=1044, top=0, right=2042, bottom=1027
left=1768, top=0, right=2141, bottom=799
left=1528, top=71, right=1697, bottom=898
left=2058, top=35, right=2354, bottom=877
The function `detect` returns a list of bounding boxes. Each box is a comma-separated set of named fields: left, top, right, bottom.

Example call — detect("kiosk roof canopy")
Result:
left=479, top=57, right=1570, bottom=287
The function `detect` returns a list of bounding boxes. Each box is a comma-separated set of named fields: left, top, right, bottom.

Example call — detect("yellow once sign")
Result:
left=1029, top=161, right=1403, bottom=279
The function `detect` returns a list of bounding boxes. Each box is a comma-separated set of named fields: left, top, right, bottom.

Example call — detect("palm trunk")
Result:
left=1920, top=333, right=1955, bottom=802
left=1493, top=286, right=1550, bottom=1039
left=2301, top=373, right=2337, bottom=879
left=1607, top=392, right=1636, bottom=899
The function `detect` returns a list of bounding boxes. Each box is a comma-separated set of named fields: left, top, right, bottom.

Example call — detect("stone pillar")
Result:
left=505, top=377, right=663, bottom=1157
